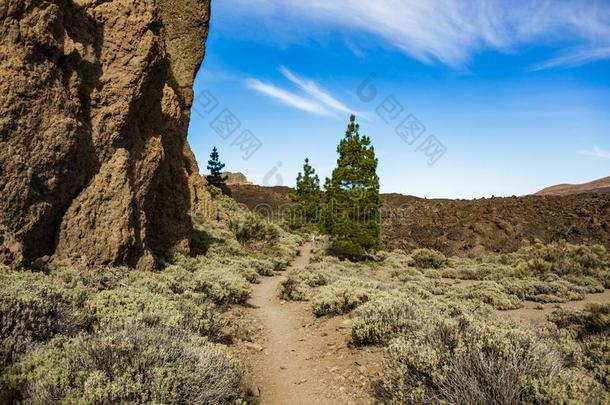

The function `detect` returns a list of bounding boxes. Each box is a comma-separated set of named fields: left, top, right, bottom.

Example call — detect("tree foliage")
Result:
left=206, top=147, right=226, bottom=189
left=288, top=158, right=322, bottom=228
left=320, top=115, right=381, bottom=259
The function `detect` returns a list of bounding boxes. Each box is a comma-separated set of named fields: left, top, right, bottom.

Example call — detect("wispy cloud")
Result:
left=246, top=79, right=333, bottom=116
left=531, top=47, right=610, bottom=71
left=279, top=67, right=367, bottom=119
left=246, top=68, right=367, bottom=118
left=579, top=146, right=610, bottom=159
left=219, top=0, right=610, bottom=69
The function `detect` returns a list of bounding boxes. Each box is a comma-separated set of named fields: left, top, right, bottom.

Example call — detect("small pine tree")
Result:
left=288, top=158, right=322, bottom=228
left=321, top=115, right=381, bottom=259
left=206, top=146, right=226, bottom=189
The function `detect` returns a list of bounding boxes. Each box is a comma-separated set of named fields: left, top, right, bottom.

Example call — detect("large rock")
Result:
left=0, top=0, right=212, bottom=269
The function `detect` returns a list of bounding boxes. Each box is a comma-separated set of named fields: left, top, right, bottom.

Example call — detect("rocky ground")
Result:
left=229, top=184, right=610, bottom=257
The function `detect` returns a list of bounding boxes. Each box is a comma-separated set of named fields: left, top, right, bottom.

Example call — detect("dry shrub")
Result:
left=311, top=280, right=377, bottom=316
left=0, top=272, right=91, bottom=371
left=351, top=297, right=420, bottom=345
left=452, top=281, right=523, bottom=310
left=191, top=270, right=251, bottom=305
left=375, top=314, right=605, bottom=404
left=500, top=276, right=585, bottom=303
left=548, top=303, right=610, bottom=339
left=409, top=248, right=447, bottom=269
left=279, top=267, right=330, bottom=301
left=442, top=260, right=515, bottom=281
left=1, top=322, right=243, bottom=404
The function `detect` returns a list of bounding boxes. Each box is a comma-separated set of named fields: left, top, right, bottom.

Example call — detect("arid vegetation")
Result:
left=280, top=240, right=610, bottom=403
left=0, top=191, right=300, bottom=403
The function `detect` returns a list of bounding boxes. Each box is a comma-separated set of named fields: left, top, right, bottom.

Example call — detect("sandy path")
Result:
left=242, top=243, right=378, bottom=404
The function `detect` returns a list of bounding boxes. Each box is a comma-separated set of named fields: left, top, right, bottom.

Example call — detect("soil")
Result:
left=498, top=289, right=610, bottom=324
left=235, top=243, right=381, bottom=404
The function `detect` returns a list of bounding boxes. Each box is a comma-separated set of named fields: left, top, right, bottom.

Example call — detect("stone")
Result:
left=0, top=0, right=213, bottom=270
left=244, top=342, right=264, bottom=352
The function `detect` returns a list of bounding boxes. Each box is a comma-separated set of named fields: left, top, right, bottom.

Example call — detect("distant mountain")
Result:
left=536, top=176, right=610, bottom=196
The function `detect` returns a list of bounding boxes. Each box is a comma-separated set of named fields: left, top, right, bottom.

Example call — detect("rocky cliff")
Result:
left=0, top=0, right=212, bottom=269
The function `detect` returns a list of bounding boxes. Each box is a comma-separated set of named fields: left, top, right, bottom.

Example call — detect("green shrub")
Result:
left=442, top=260, right=520, bottom=281
left=582, top=335, right=610, bottom=389
left=410, top=248, right=447, bottom=269
left=228, top=211, right=279, bottom=246
left=510, top=242, right=609, bottom=280
left=279, top=276, right=309, bottom=301
left=1, top=322, right=243, bottom=404
left=86, top=288, right=184, bottom=328
left=423, top=269, right=441, bottom=279
left=375, top=318, right=605, bottom=404
left=500, top=277, right=585, bottom=303
left=453, top=282, right=523, bottom=310
left=279, top=266, right=331, bottom=301
left=192, top=270, right=251, bottom=305
left=548, top=303, right=610, bottom=339
left=311, top=280, right=376, bottom=316
left=0, top=272, right=90, bottom=371
left=351, top=297, right=421, bottom=345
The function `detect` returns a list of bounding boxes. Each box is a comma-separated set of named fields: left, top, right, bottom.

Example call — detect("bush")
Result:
left=1, top=322, right=243, bottom=404
left=375, top=318, right=604, bottom=404
left=0, top=272, right=90, bottom=371
left=351, top=297, right=420, bottom=345
left=279, top=265, right=332, bottom=301
left=548, top=303, right=610, bottom=339
left=500, top=277, right=585, bottom=303
left=582, top=335, right=610, bottom=389
left=192, top=270, right=251, bottom=305
left=509, top=242, right=609, bottom=281
left=311, top=280, right=376, bottom=316
left=452, top=282, right=523, bottom=310
left=279, top=276, right=310, bottom=301
left=228, top=211, right=279, bottom=246
left=410, top=248, right=447, bottom=269
left=442, top=260, right=516, bottom=281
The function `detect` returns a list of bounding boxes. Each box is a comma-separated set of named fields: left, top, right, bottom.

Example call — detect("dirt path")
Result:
left=240, top=243, right=378, bottom=405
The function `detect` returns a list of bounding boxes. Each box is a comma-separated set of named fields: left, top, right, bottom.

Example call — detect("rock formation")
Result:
left=223, top=171, right=252, bottom=186
left=0, top=0, right=212, bottom=269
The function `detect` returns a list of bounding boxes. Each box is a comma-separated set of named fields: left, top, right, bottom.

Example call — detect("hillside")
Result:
left=228, top=184, right=610, bottom=256
left=536, top=176, right=610, bottom=196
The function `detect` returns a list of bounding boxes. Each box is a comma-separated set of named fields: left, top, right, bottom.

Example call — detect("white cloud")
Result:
left=218, top=0, right=610, bottom=69
left=246, top=78, right=334, bottom=116
left=531, top=47, right=610, bottom=71
left=579, top=146, right=610, bottom=159
left=279, top=67, right=367, bottom=119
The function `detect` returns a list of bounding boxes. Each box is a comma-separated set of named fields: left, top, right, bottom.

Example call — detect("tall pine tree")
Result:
left=288, top=158, right=321, bottom=228
left=321, top=115, right=380, bottom=259
left=206, top=146, right=226, bottom=189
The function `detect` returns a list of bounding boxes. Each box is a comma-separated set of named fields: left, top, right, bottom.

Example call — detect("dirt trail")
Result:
left=242, top=243, right=378, bottom=404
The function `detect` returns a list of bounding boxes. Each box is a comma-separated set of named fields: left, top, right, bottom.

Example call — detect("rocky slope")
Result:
left=536, top=176, right=610, bottom=196
left=381, top=193, right=610, bottom=256
left=228, top=184, right=610, bottom=256
left=0, top=0, right=213, bottom=269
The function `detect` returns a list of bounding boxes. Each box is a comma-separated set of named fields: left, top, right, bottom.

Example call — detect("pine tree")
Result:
left=321, top=115, right=380, bottom=259
left=206, top=146, right=226, bottom=189
left=289, top=158, right=321, bottom=228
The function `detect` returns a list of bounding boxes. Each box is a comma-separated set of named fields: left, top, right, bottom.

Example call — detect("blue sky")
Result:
left=188, top=0, right=610, bottom=198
